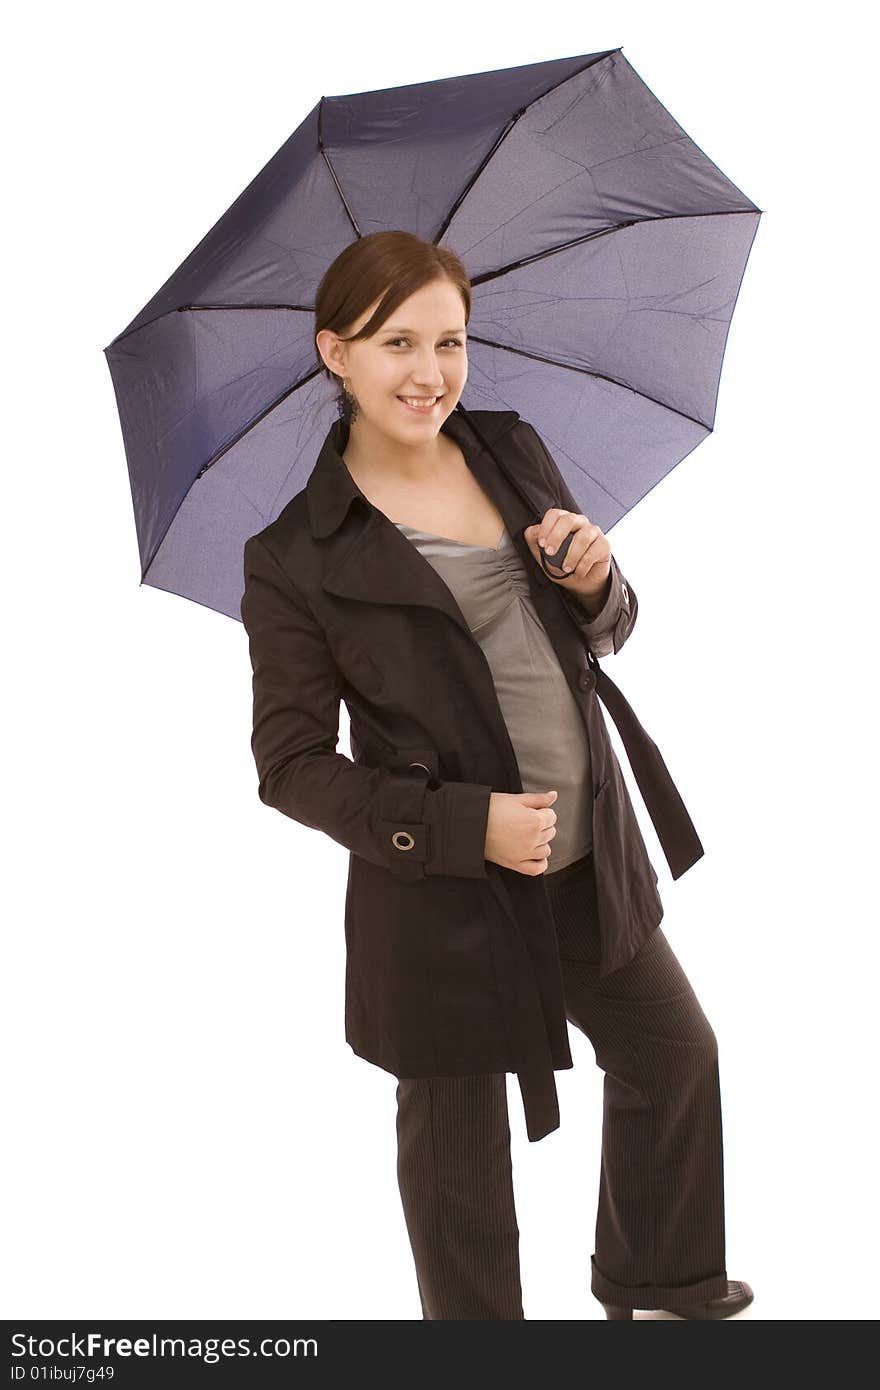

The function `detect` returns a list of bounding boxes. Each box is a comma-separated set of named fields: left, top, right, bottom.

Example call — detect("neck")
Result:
left=343, top=414, right=451, bottom=484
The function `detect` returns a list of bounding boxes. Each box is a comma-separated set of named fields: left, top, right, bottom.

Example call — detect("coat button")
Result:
left=578, top=669, right=595, bottom=691
left=392, top=830, right=415, bottom=851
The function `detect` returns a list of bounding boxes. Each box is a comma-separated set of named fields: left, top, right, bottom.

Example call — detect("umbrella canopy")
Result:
left=103, top=46, right=762, bottom=620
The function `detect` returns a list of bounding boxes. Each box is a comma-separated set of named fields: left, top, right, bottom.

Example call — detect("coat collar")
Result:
left=306, top=406, right=523, bottom=540
left=303, top=404, right=554, bottom=649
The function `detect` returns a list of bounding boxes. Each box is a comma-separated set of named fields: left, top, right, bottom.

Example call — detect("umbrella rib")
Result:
left=141, top=365, right=327, bottom=579
left=318, top=96, right=362, bottom=236
left=469, top=208, right=760, bottom=287
left=433, top=49, right=621, bottom=247
left=192, top=365, right=325, bottom=480
left=104, top=300, right=317, bottom=351
left=466, top=333, right=709, bottom=432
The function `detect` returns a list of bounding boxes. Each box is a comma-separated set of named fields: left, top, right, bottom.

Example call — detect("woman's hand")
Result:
left=484, top=789, right=558, bottom=876
left=523, top=508, right=612, bottom=604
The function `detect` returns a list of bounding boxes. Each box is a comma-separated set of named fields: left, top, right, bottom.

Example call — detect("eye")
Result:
left=386, top=337, right=465, bottom=348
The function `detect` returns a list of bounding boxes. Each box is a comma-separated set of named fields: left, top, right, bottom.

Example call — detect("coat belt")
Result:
left=484, top=866, right=573, bottom=1143
left=479, top=661, right=704, bottom=1144
left=589, top=657, right=704, bottom=881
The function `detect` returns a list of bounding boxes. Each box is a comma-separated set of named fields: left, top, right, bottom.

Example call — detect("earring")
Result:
left=340, top=375, right=359, bottom=424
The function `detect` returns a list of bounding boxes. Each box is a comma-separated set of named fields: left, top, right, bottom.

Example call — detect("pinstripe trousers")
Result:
left=394, top=851, right=729, bottom=1319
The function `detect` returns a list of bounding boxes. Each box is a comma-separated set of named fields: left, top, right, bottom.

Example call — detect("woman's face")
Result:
left=319, top=279, right=468, bottom=444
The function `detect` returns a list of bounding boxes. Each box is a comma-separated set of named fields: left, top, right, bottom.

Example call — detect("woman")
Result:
left=240, top=230, right=753, bottom=1320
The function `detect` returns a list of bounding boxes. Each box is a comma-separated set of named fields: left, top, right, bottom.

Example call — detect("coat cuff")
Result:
left=560, top=554, right=630, bottom=647
left=430, top=781, right=493, bottom=879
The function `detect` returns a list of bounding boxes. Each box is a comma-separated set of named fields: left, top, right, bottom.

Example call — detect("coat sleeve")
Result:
left=240, top=533, right=494, bottom=882
left=519, top=420, right=638, bottom=659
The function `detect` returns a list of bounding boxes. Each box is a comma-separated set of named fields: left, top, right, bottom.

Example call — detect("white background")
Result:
left=4, top=0, right=877, bottom=1322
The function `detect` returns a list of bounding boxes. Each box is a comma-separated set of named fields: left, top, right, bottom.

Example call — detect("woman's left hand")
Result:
left=523, top=508, right=612, bottom=600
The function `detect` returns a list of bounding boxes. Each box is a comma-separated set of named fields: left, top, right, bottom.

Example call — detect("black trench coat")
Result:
left=240, top=407, right=704, bottom=1142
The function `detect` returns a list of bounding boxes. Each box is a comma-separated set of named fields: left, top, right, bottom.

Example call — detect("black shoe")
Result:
left=602, top=1278, right=754, bottom=1320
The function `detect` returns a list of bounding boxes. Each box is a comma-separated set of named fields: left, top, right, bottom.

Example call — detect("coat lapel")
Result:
left=306, top=407, right=549, bottom=641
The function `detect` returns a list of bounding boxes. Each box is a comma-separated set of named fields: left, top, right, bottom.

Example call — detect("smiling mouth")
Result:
left=397, top=395, right=444, bottom=411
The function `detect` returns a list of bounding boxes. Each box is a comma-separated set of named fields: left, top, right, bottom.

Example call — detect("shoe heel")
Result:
left=603, top=1303, right=633, bottom=1320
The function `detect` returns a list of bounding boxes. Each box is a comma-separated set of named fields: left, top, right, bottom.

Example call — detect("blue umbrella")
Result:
left=103, top=46, right=762, bottom=619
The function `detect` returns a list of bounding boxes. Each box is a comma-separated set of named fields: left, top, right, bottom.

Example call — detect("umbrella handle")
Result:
left=539, top=531, right=577, bottom=579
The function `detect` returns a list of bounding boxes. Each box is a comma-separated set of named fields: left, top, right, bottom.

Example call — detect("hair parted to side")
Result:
left=314, top=231, right=472, bottom=426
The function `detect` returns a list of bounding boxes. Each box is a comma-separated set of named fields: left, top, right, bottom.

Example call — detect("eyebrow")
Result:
left=381, top=326, right=466, bottom=335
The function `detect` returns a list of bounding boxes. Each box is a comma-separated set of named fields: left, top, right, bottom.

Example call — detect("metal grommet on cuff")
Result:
left=392, top=830, right=416, bottom=851
left=408, top=762, right=430, bottom=774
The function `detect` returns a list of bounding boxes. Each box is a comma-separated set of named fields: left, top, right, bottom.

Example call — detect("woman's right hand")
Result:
left=484, top=790, right=558, bottom=875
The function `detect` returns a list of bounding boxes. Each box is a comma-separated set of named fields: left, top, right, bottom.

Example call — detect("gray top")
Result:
left=394, top=520, right=593, bottom=872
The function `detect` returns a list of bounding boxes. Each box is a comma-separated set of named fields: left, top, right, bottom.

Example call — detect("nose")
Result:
left=409, top=353, right=446, bottom=388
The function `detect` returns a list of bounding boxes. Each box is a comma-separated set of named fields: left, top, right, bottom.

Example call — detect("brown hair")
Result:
left=314, top=231, right=471, bottom=423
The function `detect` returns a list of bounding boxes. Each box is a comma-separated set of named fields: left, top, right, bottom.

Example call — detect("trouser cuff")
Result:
left=591, top=1255, right=729, bottom=1309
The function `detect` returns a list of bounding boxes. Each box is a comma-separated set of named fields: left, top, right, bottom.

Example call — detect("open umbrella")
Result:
left=103, top=46, right=762, bottom=619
